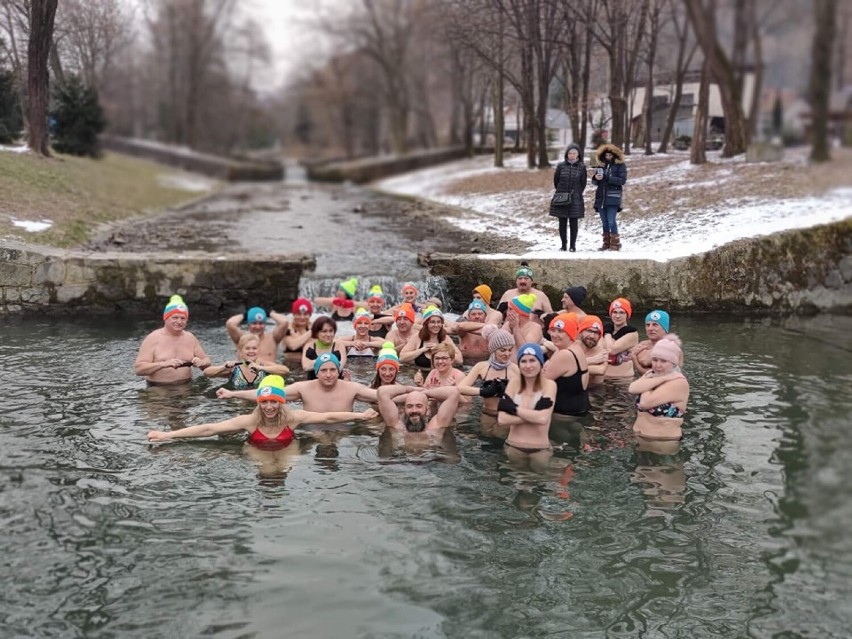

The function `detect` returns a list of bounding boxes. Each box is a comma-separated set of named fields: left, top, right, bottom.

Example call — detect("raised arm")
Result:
left=377, top=385, right=411, bottom=428
left=225, top=313, right=245, bottom=345
left=292, top=407, right=378, bottom=427
left=147, top=414, right=254, bottom=442
left=425, top=386, right=460, bottom=430
left=269, top=311, right=290, bottom=342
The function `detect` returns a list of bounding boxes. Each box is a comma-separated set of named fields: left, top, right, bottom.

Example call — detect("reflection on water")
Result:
left=1, top=313, right=851, bottom=637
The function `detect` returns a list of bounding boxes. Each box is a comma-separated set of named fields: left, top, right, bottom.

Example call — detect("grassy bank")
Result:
left=0, top=150, right=219, bottom=247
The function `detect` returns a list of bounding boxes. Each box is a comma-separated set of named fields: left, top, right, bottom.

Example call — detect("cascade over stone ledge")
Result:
left=1, top=220, right=849, bottom=315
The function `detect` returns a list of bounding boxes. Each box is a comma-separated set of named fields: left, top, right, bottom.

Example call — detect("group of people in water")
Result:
left=139, top=265, right=690, bottom=472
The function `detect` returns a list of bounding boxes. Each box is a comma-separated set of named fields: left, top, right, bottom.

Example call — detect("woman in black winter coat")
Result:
left=549, top=143, right=587, bottom=252
left=592, top=143, right=627, bottom=251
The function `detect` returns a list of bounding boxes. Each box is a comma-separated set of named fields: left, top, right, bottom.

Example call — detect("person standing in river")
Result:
left=592, top=143, right=627, bottom=251
left=225, top=306, right=289, bottom=362
left=134, top=295, right=211, bottom=385
left=549, top=143, right=588, bottom=252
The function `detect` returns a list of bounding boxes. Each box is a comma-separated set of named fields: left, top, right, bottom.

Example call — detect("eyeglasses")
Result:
left=250, top=321, right=266, bottom=326
left=432, top=356, right=452, bottom=362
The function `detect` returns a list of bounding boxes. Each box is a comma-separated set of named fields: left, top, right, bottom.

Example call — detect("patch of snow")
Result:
left=0, top=145, right=30, bottom=154
left=12, top=218, right=53, bottom=232
left=374, top=152, right=852, bottom=262
left=157, top=174, right=216, bottom=192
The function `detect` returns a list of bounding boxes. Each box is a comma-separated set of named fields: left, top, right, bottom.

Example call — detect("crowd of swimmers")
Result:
left=139, top=264, right=690, bottom=473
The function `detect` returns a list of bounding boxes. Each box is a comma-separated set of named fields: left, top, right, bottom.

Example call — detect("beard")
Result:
left=402, top=412, right=428, bottom=433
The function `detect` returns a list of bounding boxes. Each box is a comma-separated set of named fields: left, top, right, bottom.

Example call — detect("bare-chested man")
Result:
left=578, top=315, right=608, bottom=387
left=377, top=385, right=460, bottom=433
left=470, top=284, right=504, bottom=325
left=504, top=294, right=543, bottom=349
left=225, top=306, right=289, bottom=362
left=385, top=303, right=417, bottom=351
left=497, top=264, right=553, bottom=314
left=631, top=310, right=683, bottom=375
left=451, top=299, right=491, bottom=358
left=218, top=353, right=377, bottom=411
left=134, top=295, right=211, bottom=385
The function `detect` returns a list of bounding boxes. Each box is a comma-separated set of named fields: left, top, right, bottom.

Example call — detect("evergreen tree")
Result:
left=0, top=68, right=23, bottom=145
left=51, top=75, right=106, bottom=158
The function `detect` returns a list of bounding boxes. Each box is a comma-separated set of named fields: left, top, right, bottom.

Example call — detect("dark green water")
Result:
left=1, top=313, right=851, bottom=638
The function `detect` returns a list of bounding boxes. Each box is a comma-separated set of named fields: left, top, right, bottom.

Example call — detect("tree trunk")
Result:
left=685, top=0, right=749, bottom=157
left=746, top=0, right=762, bottom=143
left=691, top=57, right=709, bottom=164
left=658, top=13, right=696, bottom=153
left=27, top=0, right=59, bottom=156
left=494, top=5, right=504, bottom=168
left=810, top=0, right=837, bottom=162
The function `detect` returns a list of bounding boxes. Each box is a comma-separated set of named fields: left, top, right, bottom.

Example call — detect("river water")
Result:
left=1, top=311, right=851, bottom=638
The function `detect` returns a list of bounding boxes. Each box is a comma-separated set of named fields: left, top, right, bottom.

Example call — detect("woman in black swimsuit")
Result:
left=301, top=316, right=347, bottom=380
left=543, top=313, right=590, bottom=417
left=399, top=305, right=462, bottom=370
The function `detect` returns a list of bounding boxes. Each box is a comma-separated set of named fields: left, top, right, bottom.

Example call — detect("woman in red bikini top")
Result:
left=147, top=375, right=378, bottom=451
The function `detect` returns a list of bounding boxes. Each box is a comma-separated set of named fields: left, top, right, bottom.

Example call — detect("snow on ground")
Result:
left=11, top=218, right=53, bottom=232
left=0, top=145, right=30, bottom=154
left=156, top=173, right=217, bottom=192
left=374, top=152, right=852, bottom=262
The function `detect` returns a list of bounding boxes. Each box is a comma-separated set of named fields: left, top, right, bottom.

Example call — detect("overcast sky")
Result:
left=249, top=0, right=337, bottom=92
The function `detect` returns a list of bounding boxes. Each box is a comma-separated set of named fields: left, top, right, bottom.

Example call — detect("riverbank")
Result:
left=375, top=145, right=852, bottom=259
left=0, top=148, right=220, bottom=247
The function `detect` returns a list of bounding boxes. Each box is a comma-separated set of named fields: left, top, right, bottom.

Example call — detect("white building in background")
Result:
left=630, top=70, right=757, bottom=142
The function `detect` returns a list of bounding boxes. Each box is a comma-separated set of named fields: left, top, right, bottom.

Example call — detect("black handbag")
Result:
left=551, top=192, right=572, bottom=206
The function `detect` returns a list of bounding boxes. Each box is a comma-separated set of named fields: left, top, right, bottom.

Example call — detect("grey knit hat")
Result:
left=486, top=328, right=515, bottom=354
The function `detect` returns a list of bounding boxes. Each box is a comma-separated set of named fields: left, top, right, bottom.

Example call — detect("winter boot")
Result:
left=609, top=233, right=621, bottom=251
left=598, top=232, right=611, bottom=251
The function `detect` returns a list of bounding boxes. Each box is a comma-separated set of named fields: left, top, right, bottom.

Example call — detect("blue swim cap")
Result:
left=246, top=307, right=267, bottom=324
left=313, top=352, right=341, bottom=375
left=468, top=300, right=488, bottom=314
left=644, top=310, right=670, bottom=333
left=517, top=342, right=545, bottom=365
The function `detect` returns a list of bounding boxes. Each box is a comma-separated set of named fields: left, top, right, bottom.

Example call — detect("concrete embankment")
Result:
left=0, top=240, right=314, bottom=316
left=425, top=220, right=852, bottom=314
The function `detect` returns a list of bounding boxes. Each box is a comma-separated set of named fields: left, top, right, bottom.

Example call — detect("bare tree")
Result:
left=643, top=0, right=663, bottom=154
left=56, top=0, right=132, bottom=92
left=685, top=0, right=749, bottom=157
left=27, top=0, right=58, bottom=155
left=1, top=0, right=28, bottom=130
left=656, top=0, right=697, bottom=153
left=592, top=0, right=649, bottom=149
left=691, top=56, right=709, bottom=164
left=810, top=0, right=837, bottom=162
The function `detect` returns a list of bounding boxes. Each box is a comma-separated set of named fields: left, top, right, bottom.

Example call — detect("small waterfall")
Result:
left=298, top=274, right=452, bottom=311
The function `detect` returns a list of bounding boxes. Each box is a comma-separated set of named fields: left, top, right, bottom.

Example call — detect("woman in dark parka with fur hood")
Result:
left=592, top=143, right=627, bottom=251
left=549, top=143, right=587, bottom=252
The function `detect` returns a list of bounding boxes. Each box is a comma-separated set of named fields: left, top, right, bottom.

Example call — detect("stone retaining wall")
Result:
left=0, top=241, right=315, bottom=316
left=425, top=220, right=852, bottom=314
left=101, top=136, right=284, bottom=181
left=306, top=147, right=469, bottom=184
